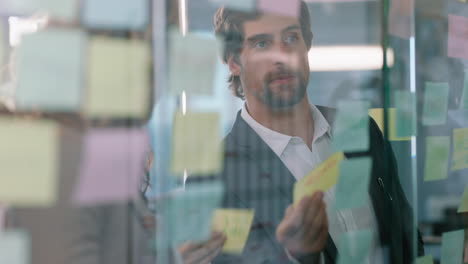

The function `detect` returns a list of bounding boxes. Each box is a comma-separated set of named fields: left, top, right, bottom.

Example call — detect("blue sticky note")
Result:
left=158, top=182, right=224, bottom=246
left=332, top=100, right=370, bottom=152
left=16, top=29, right=85, bottom=111
left=334, top=157, right=372, bottom=210
left=422, top=82, right=449, bottom=126
left=0, top=230, right=30, bottom=264
left=395, top=90, right=417, bottom=138
left=82, top=0, right=149, bottom=30
left=337, top=229, right=373, bottom=264
left=441, top=230, right=464, bottom=264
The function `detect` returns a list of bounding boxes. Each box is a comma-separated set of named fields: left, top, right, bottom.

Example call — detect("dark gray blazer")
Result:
left=197, top=106, right=423, bottom=264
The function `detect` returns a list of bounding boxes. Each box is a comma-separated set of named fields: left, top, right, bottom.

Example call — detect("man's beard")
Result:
left=257, top=71, right=308, bottom=110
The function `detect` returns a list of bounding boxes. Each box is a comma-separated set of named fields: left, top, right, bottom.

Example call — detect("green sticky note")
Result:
left=451, top=128, right=468, bottom=171
left=16, top=29, right=86, bottom=112
left=169, top=29, right=220, bottom=95
left=395, top=90, right=417, bottom=138
left=441, top=230, right=464, bottom=264
left=461, top=70, right=468, bottom=110
left=422, top=82, right=449, bottom=126
left=424, top=136, right=450, bottom=181
left=212, top=209, right=255, bottom=254
left=2, top=0, right=77, bottom=20
left=170, top=112, right=223, bottom=175
left=84, top=37, right=151, bottom=119
left=415, top=255, right=434, bottom=264
left=0, top=230, right=30, bottom=264
left=160, top=182, right=224, bottom=245
left=332, top=100, right=370, bottom=152
left=457, top=186, right=468, bottom=213
left=334, top=157, right=372, bottom=210
left=337, top=229, right=373, bottom=264
left=0, top=118, right=58, bottom=206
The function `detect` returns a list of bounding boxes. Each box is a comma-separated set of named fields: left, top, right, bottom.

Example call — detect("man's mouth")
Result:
left=270, top=74, right=295, bottom=85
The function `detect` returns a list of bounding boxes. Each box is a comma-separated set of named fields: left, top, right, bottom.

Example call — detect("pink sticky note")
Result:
left=258, top=0, right=300, bottom=18
left=73, top=128, right=150, bottom=205
left=389, top=0, right=414, bottom=39
left=448, top=14, right=468, bottom=60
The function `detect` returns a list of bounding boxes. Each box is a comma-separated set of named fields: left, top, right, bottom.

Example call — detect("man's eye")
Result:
left=284, top=35, right=298, bottom=44
left=254, top=41, right=268, bottom=48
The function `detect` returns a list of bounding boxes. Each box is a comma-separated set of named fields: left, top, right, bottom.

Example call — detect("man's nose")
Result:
left=270, top=43, right=296, bottom=66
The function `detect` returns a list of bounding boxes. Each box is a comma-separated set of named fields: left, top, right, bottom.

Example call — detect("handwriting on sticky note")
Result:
left=212, top=209, right=255, bottom=254
left=451, top=128, right=468, bottom=171
left=170, top=112, right=223, bottom=175
left=0, top=118, right=58, bottom=206
left=294, top=152, right=344, bottom=203
left=448, top=15, right=468, bottom=60
left=85, top=37, right=151, bottom=119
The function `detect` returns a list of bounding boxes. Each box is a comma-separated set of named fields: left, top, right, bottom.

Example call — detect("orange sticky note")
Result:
left=294, top=152, right=344, bottom=203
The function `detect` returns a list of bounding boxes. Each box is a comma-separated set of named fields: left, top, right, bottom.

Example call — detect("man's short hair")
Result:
left=213, top=1, right=313, bottom=100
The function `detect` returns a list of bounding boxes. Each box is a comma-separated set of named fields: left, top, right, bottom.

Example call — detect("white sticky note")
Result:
left=1, top=0, right=77, bottom=20
left=82, top=0, right=149, bottom=30
left=169, top=29, right=220, bottom=95
left=332, top=100, right=370, bottom=152
left=0, top=118, right=59, bottom=206
left=85, top=37, right=151, bottom=119
left=209, top=0, right=255, bottom=11
left=0, top=230, right=31, bottom=264
left=160, top=182, right=224, bottom=246
left=16, top=29, right=86, bottom=112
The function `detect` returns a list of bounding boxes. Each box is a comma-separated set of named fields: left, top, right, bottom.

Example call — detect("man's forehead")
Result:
left=243, top=14, right=301, bottom=38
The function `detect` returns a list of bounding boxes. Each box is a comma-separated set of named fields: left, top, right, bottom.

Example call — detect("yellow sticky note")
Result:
left=0, top=118, right=58, bottom=206
left=85, top=37, right=151, bottom=119
left=294, top=152, right=344, bottom=203
left=415, top=255, right=434, bottom=264
left=170, top=112, right=223, bottom=175
left=212, top=209, right=255, bottom=254
left=457, top=186, right=468, bottom=213
left=368, top=108, right=411, bottom=141
left=452, top=128, right=468, bottom=171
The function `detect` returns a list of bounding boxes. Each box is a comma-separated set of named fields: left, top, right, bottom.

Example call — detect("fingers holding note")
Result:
left=178, top=231, right=227, bottom=264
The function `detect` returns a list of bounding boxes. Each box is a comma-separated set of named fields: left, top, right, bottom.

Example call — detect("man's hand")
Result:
left=178, top=231, right=227, bottom=264
left=276, top=191, right=328, bottom=258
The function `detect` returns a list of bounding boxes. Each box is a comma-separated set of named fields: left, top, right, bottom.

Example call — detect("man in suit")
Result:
left=182, top=1, right=423, bottom=263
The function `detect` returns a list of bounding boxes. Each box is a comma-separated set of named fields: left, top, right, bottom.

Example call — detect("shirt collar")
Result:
left=240, top=103, right=331, bottom=157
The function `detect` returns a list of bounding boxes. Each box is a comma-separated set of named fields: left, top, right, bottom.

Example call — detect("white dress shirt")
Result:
left=241, top=103, right=383, bottom=264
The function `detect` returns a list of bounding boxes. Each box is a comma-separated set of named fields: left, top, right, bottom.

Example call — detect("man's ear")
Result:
left=227, top=55, right=241, bottom=76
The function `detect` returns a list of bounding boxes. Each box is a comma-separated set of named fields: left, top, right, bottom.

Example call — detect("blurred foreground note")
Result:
left=331, top=100, right=370, bottom=152
left=334, top=157, right=372, bottom=210
left=0, top=230, right=30, bottom=264
left=415, top=255, right=434, bottom=264
left=170, top=112, right=223, bottom=176
left=0, top=0, right=77, bottom=20
left=74, top=128, right=149, bottom=205
left=294, top=152, right=344, bottom=203
left=82, top=0, right=149, bottom=30
left=424, top=136, right=450, bottom=181
left=457, top=186, right=468, bottom=213
left=451, top=128, right=468, bottom=171
left=257, top=0, right=300, bottom=18
left=395, top=90, right=417, bottom=138
left=212, top=209, right=255, bottom=254
left=388, top=0, right=414, bottom=39
left=0, top=205, right=6, bottom=231
left=422, top=82, right=449, bottom=126
left=160, top=182, right=224, bottom=245
left=368, top=108, right=411, bottom=141
left=85, top=37, right=151, bottom=119
left=441, top=230, right=464, bottom=264
left=16, top=29, right=85, bottom=112
left=0, top=118, right=58, bottom=206
left=169, top=30, right=220, bottom=95
left=336, top=229, right=372, bottom=264
left=448, top=15, right=468, bottom=60
left=209, top=0, right=255, bottom=11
